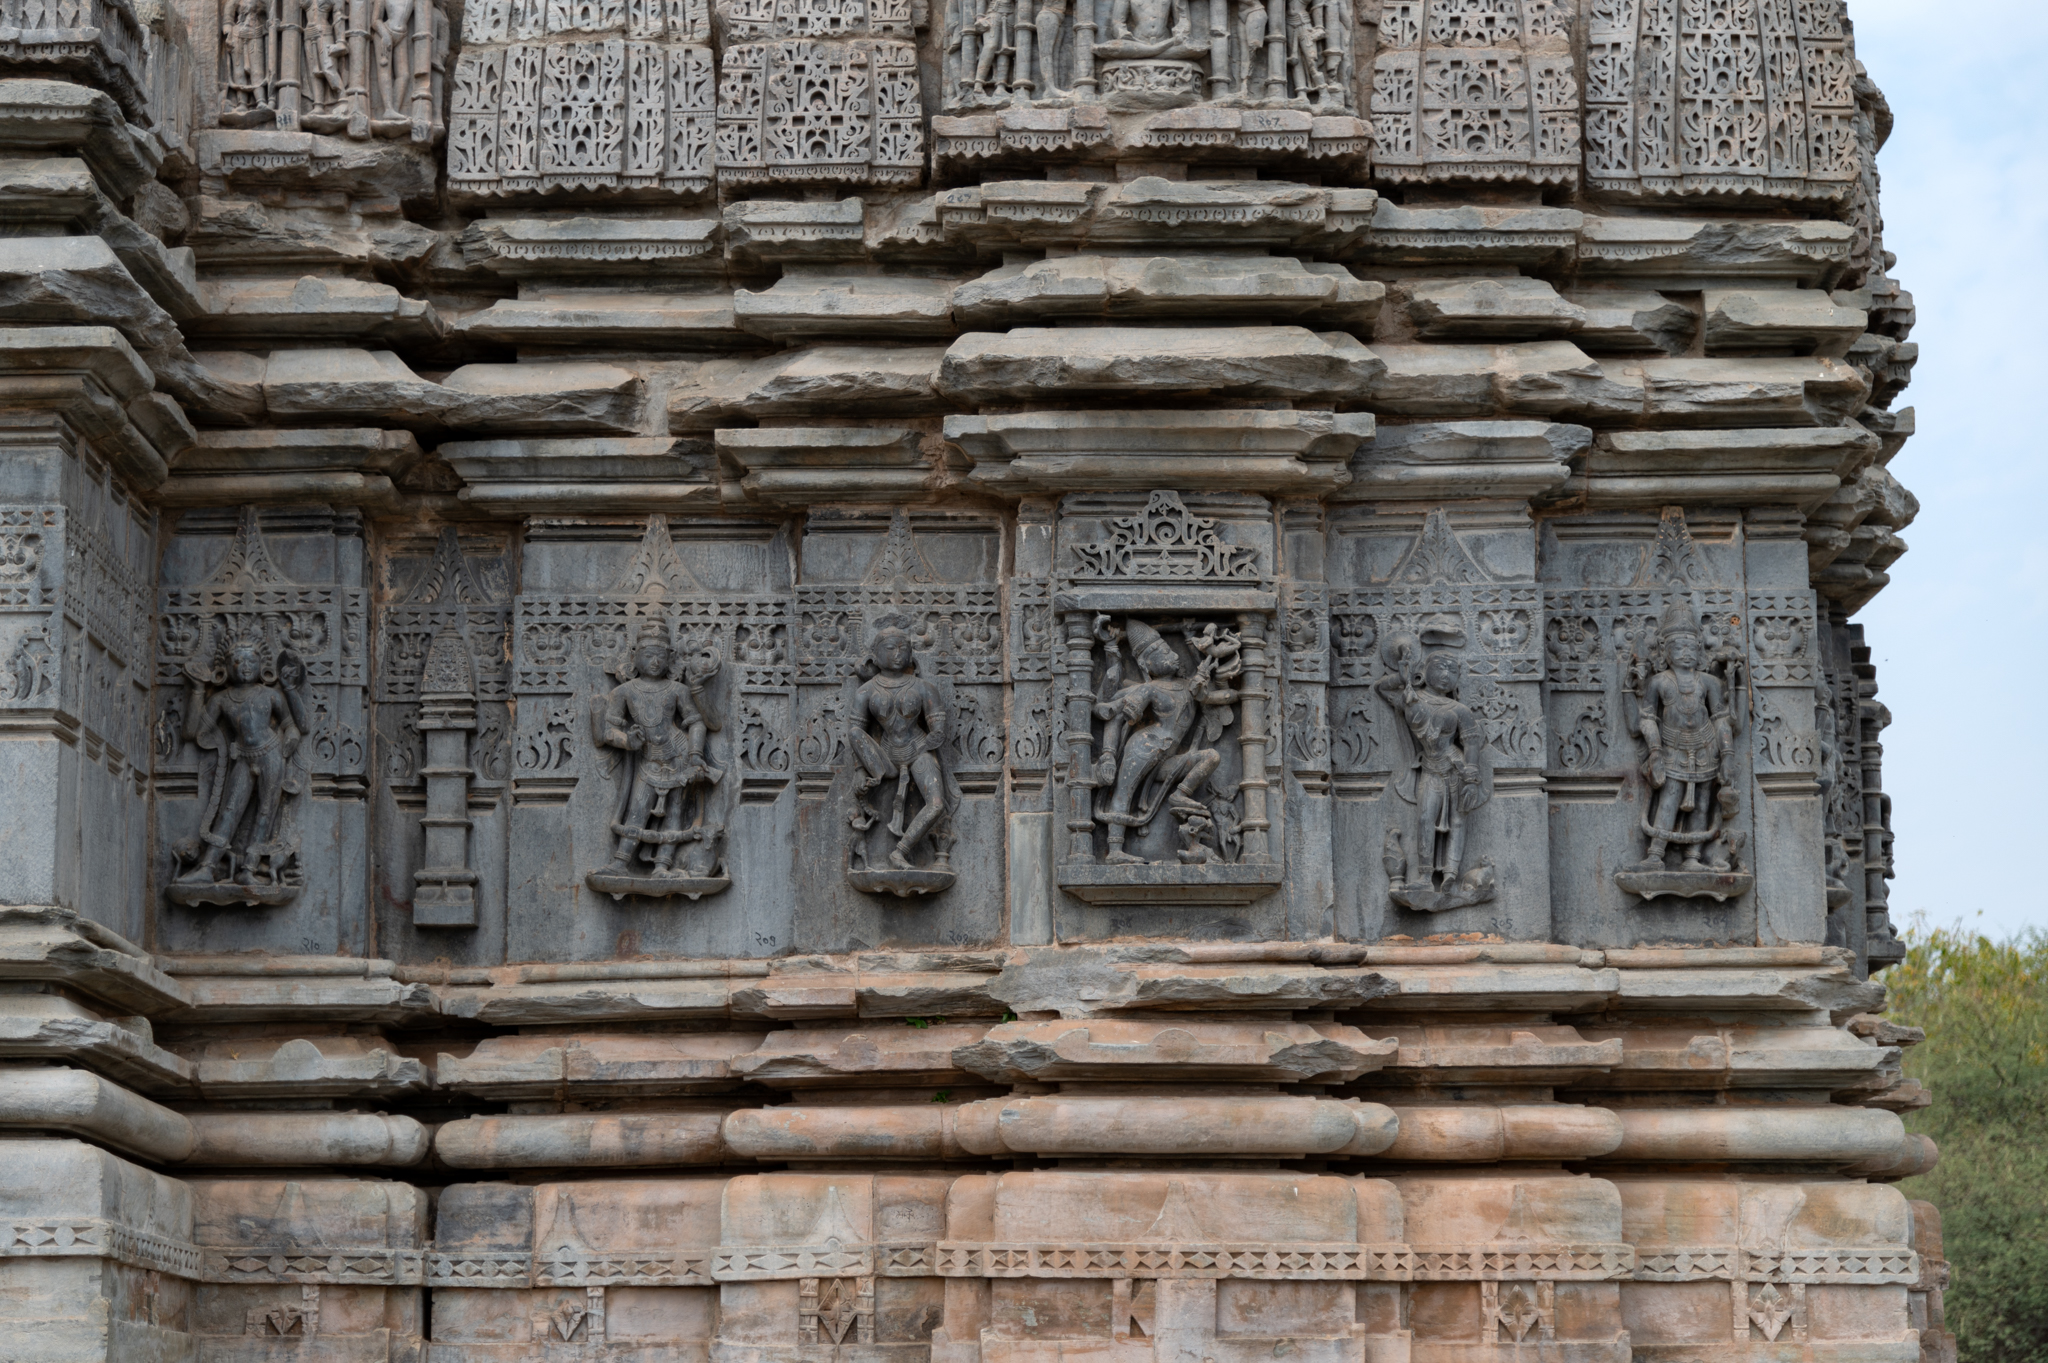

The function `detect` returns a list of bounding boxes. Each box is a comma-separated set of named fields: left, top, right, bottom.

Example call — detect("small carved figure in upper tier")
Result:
left=847, top=621, right=961, bottom=895
left=1090, top=616, right=1241, bottom=865
left=589, top=620, right=727, bottom=896
left=1376, top=622, right=1494, bottom=912
left=1616, top=598, right=1751, bottom=901
left=1095, top=0, right=1204, bottom=61
left=171, top=633, right=310, bottom=904
left=219, top=0, right=273, bottom=123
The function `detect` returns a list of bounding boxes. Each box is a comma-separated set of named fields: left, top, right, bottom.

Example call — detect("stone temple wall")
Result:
left=0, top=0, right=1950, bottom=1357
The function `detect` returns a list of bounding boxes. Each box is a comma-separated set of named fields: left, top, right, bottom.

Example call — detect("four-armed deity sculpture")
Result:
left=845, top=620, right=962, bottom=897
left=1616, top=598, right=1753, bottom=901
left=168, top=629, right=311, bottom=906
left=1087, top=615, right=1244, bottom=866
left=586, top=620, right=729, bottom=901
left=1375, top=620, right=1495, bottom=913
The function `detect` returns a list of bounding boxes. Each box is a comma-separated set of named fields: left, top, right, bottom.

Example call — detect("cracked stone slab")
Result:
left=938, top=326, right=1385, bottom=404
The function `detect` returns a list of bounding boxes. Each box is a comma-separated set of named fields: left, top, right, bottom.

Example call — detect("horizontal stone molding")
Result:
left=0, top=1216, right=201, bottom=1276
left=1631, top=1246, right=1920, bottom=1284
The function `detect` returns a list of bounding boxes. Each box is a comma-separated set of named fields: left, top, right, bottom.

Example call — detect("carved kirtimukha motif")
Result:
left=1369, top=0, right=1582, bottom=185
left=844, top=618, right=962, bottom=896
left=1616, top=595, right=1753, bottom=901
left=218, top=0, right=448, bottom=140
left=1376, top=615, right=1494, bottom=912
left=588, top=618, right=729, bottom=900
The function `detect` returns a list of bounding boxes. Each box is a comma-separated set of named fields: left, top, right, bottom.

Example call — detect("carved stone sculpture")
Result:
left=1616, top=596, right=1754, bottom=902
left=1376, top=620, right=1494, bottom=912
left=1088, top=614, right=1243, bottom=866
left=168, top=627, right=310, bottom=905
left=586, top=619, right=730, bottom=901
left=844, top=619, right=960, bottom=896
left=217, top=0, right=446, bottom=139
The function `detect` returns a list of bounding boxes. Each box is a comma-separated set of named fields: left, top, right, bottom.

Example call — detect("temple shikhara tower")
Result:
left=0, top=0, right=1948, bottom=1357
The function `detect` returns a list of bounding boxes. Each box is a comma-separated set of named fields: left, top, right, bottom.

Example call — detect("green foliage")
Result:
left=1887, top=923, right=2048, bottom=1363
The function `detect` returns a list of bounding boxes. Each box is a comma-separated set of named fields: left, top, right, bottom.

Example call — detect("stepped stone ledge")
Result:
left=0, top=0, right=1946, bottom=1355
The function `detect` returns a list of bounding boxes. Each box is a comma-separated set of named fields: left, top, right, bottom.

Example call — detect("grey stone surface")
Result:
left=0, top=9, right=1948, bottom=1357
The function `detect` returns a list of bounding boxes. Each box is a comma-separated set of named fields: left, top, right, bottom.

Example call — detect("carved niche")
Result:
left=1582, top=0, right=1860, bottom=203
left=378, top=528, right=511, bottom=929
left=800, top=510, right=999, bottom=899
left=156, top=508, right=366, bottom=907
left=1597, top=509, right=1752, bottom=903
left=449, top=0, right=715, bottom=198
left=216, top=0, right=449, bottom=140
left=1331, top=510, right=1541, bottom=915
left=512, top=516, right=787, bottom=902
left=1056, top=491, right=1280, bottom=905
left=1368, top=0, right=1581, bottom=186
left=943, top=0, right=1360, bottom=113
left=713, top=0, right=926, bottom=189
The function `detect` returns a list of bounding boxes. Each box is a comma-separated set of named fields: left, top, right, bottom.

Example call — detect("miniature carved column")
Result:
left=1061, top=609, right=1099, bottom=862
left=413, top=625, right=480, bottom=927
left=1235, top=612, right=1273, bottom=865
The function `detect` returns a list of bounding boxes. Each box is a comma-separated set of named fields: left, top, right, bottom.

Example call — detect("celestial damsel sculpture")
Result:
left=168, top=628, right=311, bottom=906
left=1375, top=619, right=1494, bottom=912
left=586, top=619, right=730, bottom=901
left=845, top=619, right=960, bottom=896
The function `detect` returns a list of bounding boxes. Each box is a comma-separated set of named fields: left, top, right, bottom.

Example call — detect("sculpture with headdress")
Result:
left=1085, top=614, right=1244, bottom=866
left=586, top=616, right=729, bottom=900
left=1616, top=595, right=1752, bottom=901
left=845, top=615, right=961, bottom=895
left=1373, top=615, right=1494, bottom=912
left=167, top=618, right=310, bottom=905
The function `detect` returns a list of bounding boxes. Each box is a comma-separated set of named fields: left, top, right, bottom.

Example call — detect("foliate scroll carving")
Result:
left=1070, top=491, right=1260, bottom=583
left=714, top=0, right=925, bottom=189
left=450, top=0, right=714, bottom=197
left=1370, top=0, right=1582, bottom=186
left=218, top=0, right=449, bottom=141
left=1583, top=0, right=1858, bottom=201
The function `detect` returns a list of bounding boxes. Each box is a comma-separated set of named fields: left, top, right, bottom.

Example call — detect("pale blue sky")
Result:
left=1849, top=1, right=2048, bottom=939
